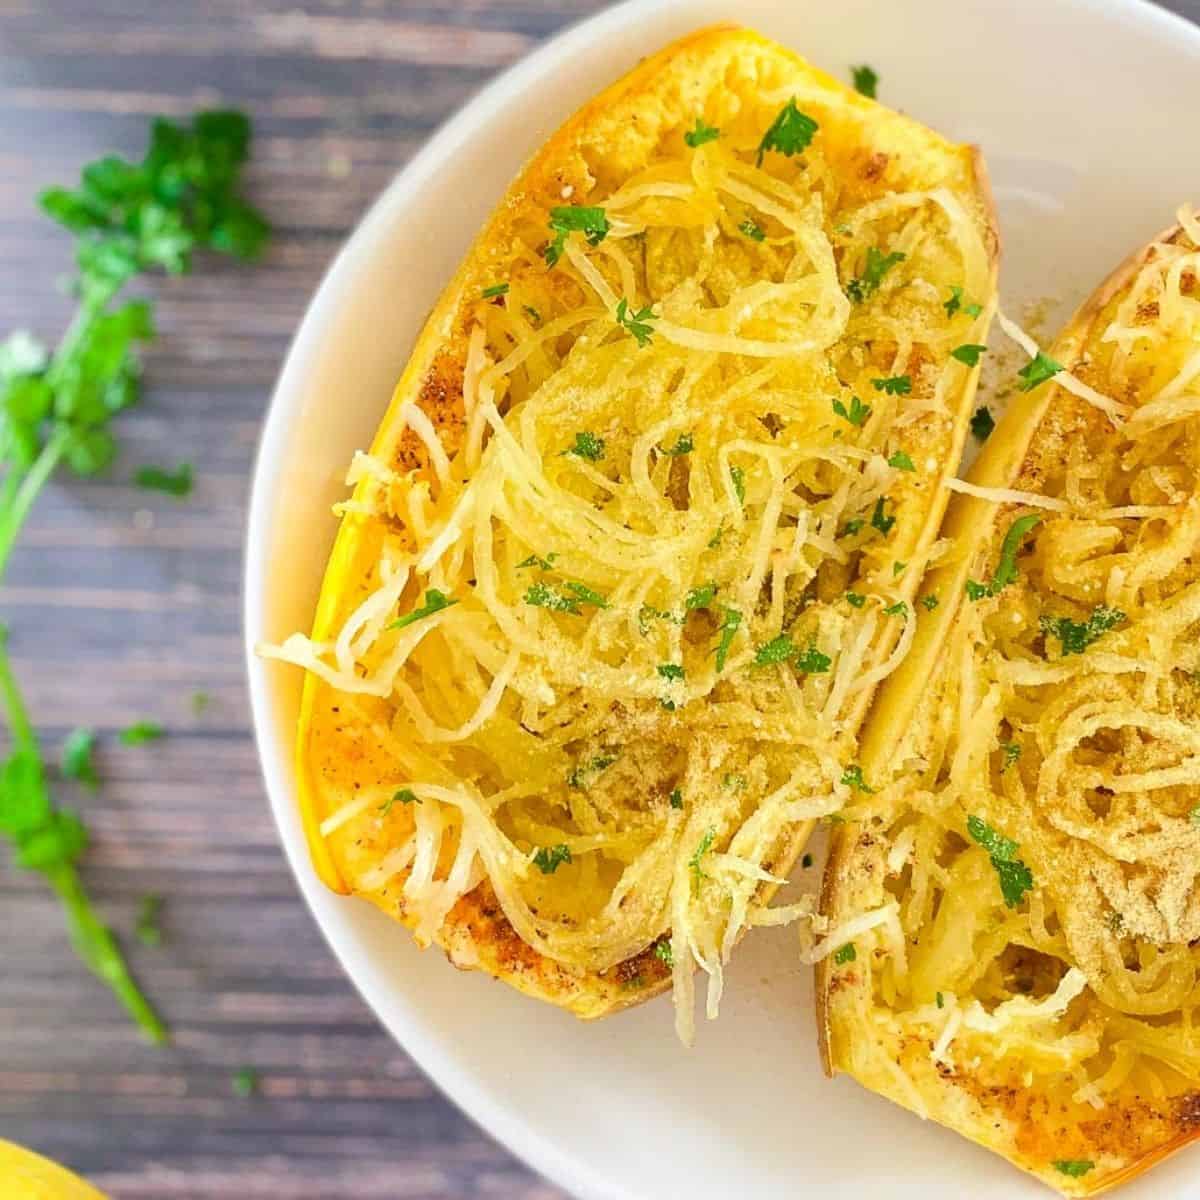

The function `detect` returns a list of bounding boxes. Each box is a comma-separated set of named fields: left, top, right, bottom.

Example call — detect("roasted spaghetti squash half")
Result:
left=262, top=25, right=998, bottom=1037
left=819, top=210, right=1200, bottom=1192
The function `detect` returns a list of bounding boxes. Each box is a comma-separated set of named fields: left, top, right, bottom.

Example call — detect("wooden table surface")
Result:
left=2, top=2, right=1198, bottom=1198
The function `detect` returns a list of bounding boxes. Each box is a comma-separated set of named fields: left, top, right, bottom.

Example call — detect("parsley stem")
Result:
left=0, top=426, right=69, bottom=583
left=45, top=861, right=168, bottom=1043
left=0, top=626, right=34, bottom=753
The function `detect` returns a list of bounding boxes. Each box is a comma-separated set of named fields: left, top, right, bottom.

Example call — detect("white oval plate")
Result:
left=244, top=2, right=1200, bottom=1196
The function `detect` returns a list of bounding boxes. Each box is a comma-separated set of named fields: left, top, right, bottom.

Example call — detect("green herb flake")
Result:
left=524, top=580, right=580, bottom=614
left=685, top=581, right=718, bottom=610
left=936, top=991, right=945, bottom=1009
left=883, top=601, right=908, bottom=618
left=796, top=641, right=832, bottom=674
left=533, top=843, right=572, bottom=874
left=965, top=579, right=989, bottom=601
left=851, top=65, right=878, bottom=99
left=753, top=635, right=797, bottom=667
left=61, top=728, right=98, bottom=789
left=872, top=374, right=912, bottom=396
left=615, top=297, right=657, bottom=347
left=967, top=814, right=1034, bottom=908
left=970, top=405, right=995, bottom=442
left=689, top=826, right=717, bottom=890
left=379, top=788, right=419, bottom=815
left=389, top=588, right=458, bottom=630
left=564, top=431, right=605, bottom=461
left=1017, top=350, right=1064, bottom=393
left=841, top=764, right=874, bottom=793
left=1000, top=741, right=1022, bottom=772
left=833, top=942, right=857, bottom=965
left=1040, top=605, right=1125, bottom=657
left=714, top=607, right=742, bottom=673
left=756, top=99, right=819, bottom=167
left=739, top=219, right=766, bottom=242
left=892, top=561, right=907, bottom=577
left=523, top=304, right=542, bottom=325
left=669, top=788, right=683, bottom=810
left=657, top=662, right=685, bottom=682
left=516, top=551, right=558, bottom=571
left=480, top=282, right=509, bottom=299
left=730, top=464, right=746, bottom=506
left=870, top=496, right=895, bottom=536
left=134, top=462, right=192, bottom=497
left=567, top=754, right=617, bottom=791
left=847, top=247, right=905, bottom=303
left=1052, top=1161, right=1095, bottom=1179
left=921, top=594, right=939, bottom=611
left=991, top=514, right=1042, bottom=594
left=232, top=1067, right=259, bottom=1098
left=563, top=580, right=608, bottom=609
left=832, top=394, right=871, bottom=427
left=135, top=893, right=163, bottom=947
left=544, top=204, right=610, bottom=266
left=943, top=285, right=983, bottom=318
left=654, top=938, right=675, bottom=968
left=888, top=450, right=915, bottom=471
left=842, top=517, right=865, bottom=537
left=951, top=343, right=987, bottom=367
left=119, top=721, right=163, bottom=746
left=661, top=432, right=694, bottom=457
left=846, top=592, right=866, bottom=609
left=707, top=522, right=726, bottom=549
left=684, top=118, right=720, bottom=148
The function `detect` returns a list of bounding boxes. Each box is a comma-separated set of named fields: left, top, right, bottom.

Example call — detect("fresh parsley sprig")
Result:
left=0, top=109, right=269, bottom=1042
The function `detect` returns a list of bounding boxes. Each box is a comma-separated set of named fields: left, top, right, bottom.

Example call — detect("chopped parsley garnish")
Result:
left=967, top=514, right=1042, bottom=600
left=567, top=754, right=617, bottom=790
left=739, top=219, right=766, bottom=242
left=846, top=591, right=866, bottom=609
left=752, top=635, right=830, bottom=673
left=841, top=764, right=874, bottom=793
left=657, top=663, right=685, bottom=682
left=833, top=943, right=857, bottom=965
left=638, top=603, right=681, bottom=634
left=379, top=788, right=419, bottom=814
left=119, top=721, right=163, bottom=746
left=714, top=606, right=742, bottom=672
left=564, top=580, right=608, bottom=609
left=615, top=297, right=657, bottom=347
left=970, top=405, right=995, bottom=442
left=965, top=579, right=989, bottom=601
left=1000, top=742, right=1021, bottom=772
left=684, top=117, right=720, bottom=148
left=888, top=450, right=915, bottom=471
left=802, top=852, right=814, bottom=868
left=872, top=374, right=911, bottom=396
left=685, top=581, right=718, bottom=610
left=921, top=594, right=939, bottom=611
left=669, top=788, right=683, bottom=810
left=524, top=581, right=582, bottom=614
left=516, top=551, right=558, bottom=570
left=944, top=285, right=983, bottom=318
left=232, top=1067, right=259, bottom=1098
left=389, top=588, right=458, bottom=630
left=892, top=561, right=907, bottom=577
left=533, top=843, right=572, bottom=874
left=730, top=465, right=746, bottom=505
left=756, top=98, right=819, bottom=167
left=936, top=991, right=945, bottom=1009
left=689, top=826, right=716, bottom=889
left=870, top=496, right=895, bottom=535
left=1052, top=1161, right=1095, bottom=1179
left=796, top=642, right=832, bottom=673
left=654, top=938, right=675, bottom=968
left=883, top=601, right=908, bottom=618
left=134, top=462, right=193, bottom=497
left=564, top=430, right=605, bottom=461
left=833, top=394, right=871, bottom=427
left=851, top=65, right=878, bottom=98
left=61, top=728, right=98, bottom=789
left=544, top=204, right=610, bottom=266
left=707, top=522, right=726, bottom=549
left=661, top=432, right=694, bottom=456
left=480, top=282, right=509, bottom=299
left=1017, top=350, right=1064, bottom=392
left=1040, top=605, right=1125, bottom=656
left=951, top=343, right=987, bottom=367
left=967, top=814, right=1034, bottom=908
left=135, top=894, right=163, bottom=947
left=842, top=517, right=865, bottom=537
left=847, top=247, right=905, bottom=303
left=523, top=304, right=541, bottom=324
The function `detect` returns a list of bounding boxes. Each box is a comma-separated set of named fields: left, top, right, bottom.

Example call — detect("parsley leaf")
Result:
left=841, top=764, right=874, bottom=793
left=714, top=606, right=742, bottom=672
left=753, top=635, right=798, bottom=667
left=1053, top=1161, right=1095, bottom=1179
left=525, top=581, right=581, bottom=614
left=389, top=588, right=458, bottom=630
left=654, top=938, right=675, bottom=968
left=951, top=343, right=987, bottom=367
left=888, top=450, right=915, bottom=471
left=739, top=219, right=766, bottom=242
left=685, top=581, right=717, bottom=610
left=61, top=728, right=98, bottom=789
left=967, top=814, right=1034, bottom=908
left=872, top=374, right=911, bottom=396
left=870, top=496, right=895, bottom=535
left=851, top=65, right=878, bottom=98
left=567, top=754, right=617, bottom=790
left=1000, top=742, right=1021, bottom=772
left=970, top=405, right=995, bottom=441
left=134, top=462, right=192, bottom=497
left=661, top=432, right=694, bottom=456
left=1040, top=605, right=1125, bottom=656
left=689, top=827, right=716, bottom=890
left=796, top=640, right=832, bottom=673
left=1017, top=350, right=1063, bottom=392
left=921, top=594, right=939, bottom=611
left=516, top=551, right=558, bottom=570
left=669, top=788, right=683, bottom=810
left=847, top=247, right=905, bottom=303
left=833, top=942, right=857, bottom=964
left=615, top=297, right=657, bottom=347
left=991, top=514, right=1041, bottom=593
left=883, top=601, right=908, bottom=618
left=846, top=592, right=866, bottom=609
left=564, top=580, right=608, bottom=609
left=119, top=721, right=163, bottom=746
left=832, top=394, right=871, bottom=427
left=533, top=843, right=572, bottom=874
left=565, top=431, right=605, bottom=461
left=657, top=663, right=685, bottom=682
left=379, top=788, right=419, bottom=814
left=480, top=282, right=509, bottom=299
left=943, top=285, right=983, bottom=318
left=965, top=579, right=989, bottom=601
left=756, top=99, right=819, bottom=167
left=684, top=118, right=720, bottom=148
left=730, top=464, right=746, bottom=505
left=544, top=205, right=609, bottom=266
